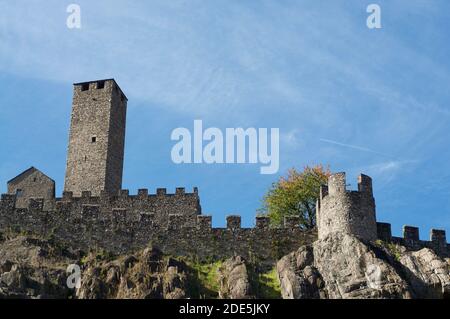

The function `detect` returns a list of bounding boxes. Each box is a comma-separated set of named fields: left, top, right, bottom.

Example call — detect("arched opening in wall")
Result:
left=16, top=189, right=23, bottom=197
left=81, top=83, right=89, bottom=91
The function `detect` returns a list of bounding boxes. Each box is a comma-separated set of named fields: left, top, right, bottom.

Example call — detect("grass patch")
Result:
left=374, top=240, right=402, bottom=261
left=186, top=260, right=223, bottom=299
left=250, top=266, right=282, bottom=299
left=258, top=267, right=282, bottom=299
left=186, top=259, right=282, bottom=299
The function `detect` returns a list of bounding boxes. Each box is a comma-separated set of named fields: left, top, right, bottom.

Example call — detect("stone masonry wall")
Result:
left=0, top=193, right=315, bottom=266
left=0, top=191, right=448, bottom=264
left=53, top=187, right=201, bottom=228
left=317, top=173, right=377, bottom=242
left=7, top=169, right=55, bottom=211
left=64, top=79, right=127, bottom=197
left=376, top=222, right=449, bottom=256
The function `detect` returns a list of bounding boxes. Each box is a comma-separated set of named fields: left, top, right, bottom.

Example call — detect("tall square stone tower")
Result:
left=64, top=79, right=127, bottom=197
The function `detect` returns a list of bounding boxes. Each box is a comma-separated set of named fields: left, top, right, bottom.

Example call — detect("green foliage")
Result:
left=261, top=165, right=331, bottom=229
left=95, top=249, right=115, bottom=262
left=186, top=259, right=223, bottom=299
left=374, top=240, right=402, bottom=261
left=80, top=255, right=89, bottom=266
left=79, top=249, right=115, bottom=266
left=188, top=259, right=282, bottom=299
left=250, top=267, right=282, bottom=299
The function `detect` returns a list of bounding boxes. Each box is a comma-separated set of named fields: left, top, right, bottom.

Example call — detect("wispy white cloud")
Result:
left=367, top=160, right=418, bottom=175
left=281, top=129, right=301, bottom=147
left=1, top=1, right=450, bottom=234
left=1, top=1, right=449, bottom=168
left=1, top=0, right=448, bottom=123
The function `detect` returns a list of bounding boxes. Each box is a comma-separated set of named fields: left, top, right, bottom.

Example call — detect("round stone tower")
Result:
left=316, top=172, right=377, bottom=242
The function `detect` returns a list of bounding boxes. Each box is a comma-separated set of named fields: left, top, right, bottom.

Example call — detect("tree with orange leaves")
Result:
left=261, top=165, right=331, bottom=229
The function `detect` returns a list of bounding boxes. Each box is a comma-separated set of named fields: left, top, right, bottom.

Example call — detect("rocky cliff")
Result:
left=277, top=232, right=450, bottom=299
left=0, top=231, right=259, bottom=299
left=0, top=230, right=448, bottom=299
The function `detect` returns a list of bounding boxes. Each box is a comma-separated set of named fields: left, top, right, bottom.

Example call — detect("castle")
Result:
left=0, top=79, right=448, bottom=262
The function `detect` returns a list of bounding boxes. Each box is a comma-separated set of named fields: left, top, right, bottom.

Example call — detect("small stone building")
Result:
left=7, top=167, right=55, bottom=209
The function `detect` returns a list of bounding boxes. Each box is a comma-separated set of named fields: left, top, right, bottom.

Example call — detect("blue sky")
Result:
left=1, top=1, right=450, bottom=238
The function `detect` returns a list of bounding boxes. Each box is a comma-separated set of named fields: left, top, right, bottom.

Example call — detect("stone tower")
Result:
left=64, top=79, right=127, bottom=197
left=316, top=172, right=377, bottom=242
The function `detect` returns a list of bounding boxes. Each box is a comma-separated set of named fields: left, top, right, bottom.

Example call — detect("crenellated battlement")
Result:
left=41, top=187, right=201, bottom=226
left=0, top=194, right=304, bottom=232
left=377, top=222, right=448, bottom=253
left=0, top=194, right=16, bottom=210
left=1, top=172, right=448, bottom=262
left=0, top=195, right=316, bottom=264
left=319, top=173, right=374, bottom=199
left=3, top=80, right=447, bottom=265
left=59, top=187, right=199, bottom=201
left=317, top=173, right=449, bottom=255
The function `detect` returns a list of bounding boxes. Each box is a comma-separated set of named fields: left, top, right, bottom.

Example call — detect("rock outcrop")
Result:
left=0, top=233, right=190, bottom=299
left=77, top=247, right=189, bottom=299
left=277, top=232, right=450, bottom=299
left=1, top=231, right=449, bottom=299
left=399, top=248, right=450, bottom=298
left=218, top=256, right=253, bottom=299
left=0, top=235, right=76, bottom=299
left=277, top=245, right=326, bottom=299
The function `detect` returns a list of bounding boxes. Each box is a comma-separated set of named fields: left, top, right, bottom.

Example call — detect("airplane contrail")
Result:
left=319, top=138, right=394, bottom=158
